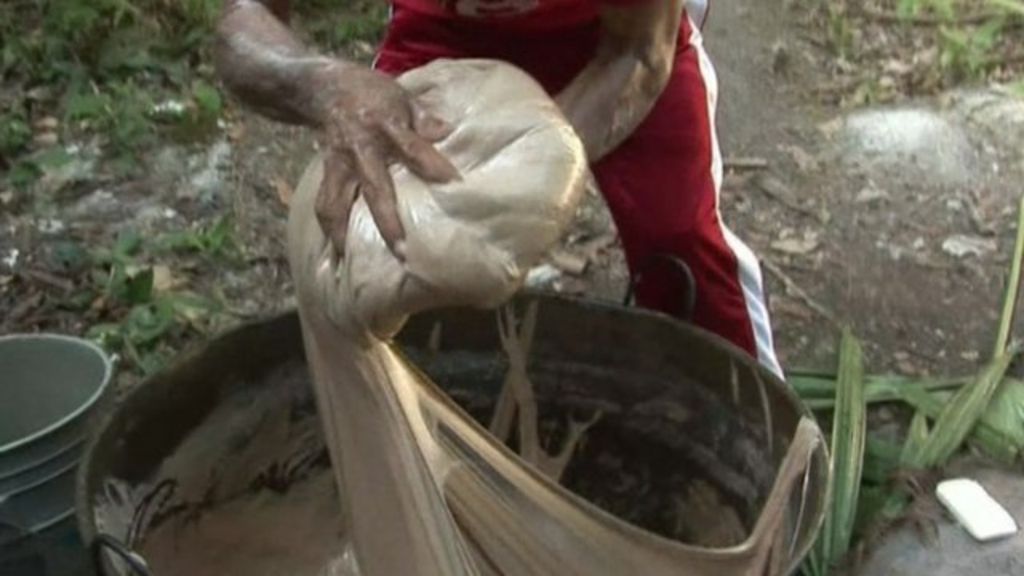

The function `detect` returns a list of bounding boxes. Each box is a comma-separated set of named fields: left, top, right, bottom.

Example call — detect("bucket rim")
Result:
left=0, top=333, right=113, bottom=455
left=0, top=437, right=86, bottom=484
left=1, top=456, right=80, bottom=500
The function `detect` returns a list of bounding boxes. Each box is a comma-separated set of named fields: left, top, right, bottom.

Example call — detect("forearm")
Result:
left=214, top=0, right=348, bottom=127
left=556, top=1, right=685, bottom=161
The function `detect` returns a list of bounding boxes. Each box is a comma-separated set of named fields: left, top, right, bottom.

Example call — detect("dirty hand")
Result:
left=313, top=62, right=459, bottom=258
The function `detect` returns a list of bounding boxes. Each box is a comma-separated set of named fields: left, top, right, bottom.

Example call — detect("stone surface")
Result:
left=840, top=107, right=978, bottom=188
left=858, top=465, right=1024, bottom=576
left=949, top=88, right=1024, bottom=175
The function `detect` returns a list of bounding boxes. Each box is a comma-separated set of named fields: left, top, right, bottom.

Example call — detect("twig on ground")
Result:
left=724, top=157, right=769, bottom=171
left=756, top=175, right=827, bottom=222
left=763, top=260, right=839, bottom=327
left=965, top=192, right=997, bottom=236
left=20, top=268, right=74, bottom=293
left=859, top=7, right=1008, bottom=26
left=982, top=51, right=1024, bottom=68
left=813, top=76, right=870, bottom=96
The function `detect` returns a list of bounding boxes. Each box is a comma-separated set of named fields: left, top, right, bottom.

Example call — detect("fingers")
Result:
left=351, top=143, right=406, bottom=259
left=315, top=152, right=358, bottom=255
left=411, top=103, right=453, bottom=142
left=382, top=122, right=460, bottom=183
left=316, top=88, right=455, bottom=261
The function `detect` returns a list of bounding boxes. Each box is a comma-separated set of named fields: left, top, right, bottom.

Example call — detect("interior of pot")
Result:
left=77, top=294, right=828, bottom=576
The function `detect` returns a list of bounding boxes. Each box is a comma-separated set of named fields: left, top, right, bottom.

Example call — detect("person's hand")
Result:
left=312, top=62, right=459, bottom=258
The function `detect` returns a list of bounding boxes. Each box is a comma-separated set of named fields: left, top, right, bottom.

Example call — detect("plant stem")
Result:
left=992, top=194, right=1024, bottom=359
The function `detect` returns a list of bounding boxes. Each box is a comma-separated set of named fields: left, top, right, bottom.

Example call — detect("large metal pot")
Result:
left=77, top=294, right=829, bottom=575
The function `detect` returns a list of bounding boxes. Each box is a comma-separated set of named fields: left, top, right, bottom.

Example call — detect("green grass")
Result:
left=0, top=0, right=381, bottom=187
left=0, top=0, right=222, bottom=180
left=69, top=218, right=240, bottom=375
left=304, top=1, right=390, bottom=52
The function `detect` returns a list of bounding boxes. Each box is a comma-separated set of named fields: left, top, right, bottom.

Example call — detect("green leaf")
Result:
left=826, top=330, right=867, bottom=557
left=930, top=0, right=956, bottom=20
left=897, top=0, right=920, bottom=17
left=167, top=292, right=218, bottom=324
left=808, top=329, right=867, bottom=575
left=32, top=147, right=73, bottom=169
left=136, top=350, right=168, bottom=375
left=62, top=289, right=97, bottom=311
left=205, top=217, right=234, bottom=253
left=992, top=194, right=1024, bottom=358
left=115, top=229, right=143, bottom=258
left=988, top=0, right=1024, bottom=17
left=7, top=160, right=43, bottom=189
left=907, top=346, right=1020, bottom=469
left=86, top=322, right=124, bottom=349
left=900, top=384, right=1021, bottom=463
left=862, top=437, right=902, bottom=484
left=156, top=217, right=236, bottom=257
left=124, top=300, right=176, bottom=345
left=853, top=485, right=894, bottom=539
left=192, top=81, right=222, bottom=116
left=900, top=412, right=930, bottom=465
left=52, top=241, right=91, bottom=272
left=124, top=268, right=154, bottom=305
left=0, top=110, right=32, bottom=155
left=790, top=372, right=962, bottom=407
left=981, top=379, right=1024, bottom=448
left=65, top=92, right=109, bottom=122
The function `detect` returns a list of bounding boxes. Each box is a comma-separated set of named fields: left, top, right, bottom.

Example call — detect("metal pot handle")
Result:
left=623, top=253, right=698, bottom=322
left=92, top=533, right=151, bottom=576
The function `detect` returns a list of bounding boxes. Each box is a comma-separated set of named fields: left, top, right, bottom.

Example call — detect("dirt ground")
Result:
left=711, top=0, right=1024, bottom=376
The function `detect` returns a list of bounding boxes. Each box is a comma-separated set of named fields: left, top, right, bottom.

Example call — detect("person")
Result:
left=214, top=0, right=782, bottom=377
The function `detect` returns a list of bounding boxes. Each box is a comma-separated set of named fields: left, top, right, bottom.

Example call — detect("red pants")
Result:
left=375, top=9, right=782, bottom=376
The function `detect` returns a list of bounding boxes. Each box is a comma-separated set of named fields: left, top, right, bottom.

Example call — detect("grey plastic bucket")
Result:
left=1, top=334, right=112, bottom=537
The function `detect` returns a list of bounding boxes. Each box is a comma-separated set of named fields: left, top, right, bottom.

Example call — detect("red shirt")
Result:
left=392, top=0, right=647, bottom=31
left=378, top=0, right=661, bottom=92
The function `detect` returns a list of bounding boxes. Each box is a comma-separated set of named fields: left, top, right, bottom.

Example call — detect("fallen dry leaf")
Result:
left=855, top=186, right=890, bottom=204
left=817, top=118, right=844, bottom=140
left=769, top=295, right=814, bottom=320
left=33, top=132, right=59, bottom=147
left=33, top=116, right=59, bottom=131
left=781, top=144, right=818, bottom=172
left=227, top=121, right=247, bottom=142
left=271, top=176, right=294, bottom=207
left=941, top=235, right=997, bottom=259
left=152, top=265, right=178, bottom=292
left=771, top=230, right=820, bottom=255
left=772, top=237, right=820, bottom=255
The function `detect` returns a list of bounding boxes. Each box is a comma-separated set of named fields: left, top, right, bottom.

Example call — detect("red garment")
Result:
left=376, top=5, right=782, bottom=375
left=392, top=0, right=647, bottom=31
